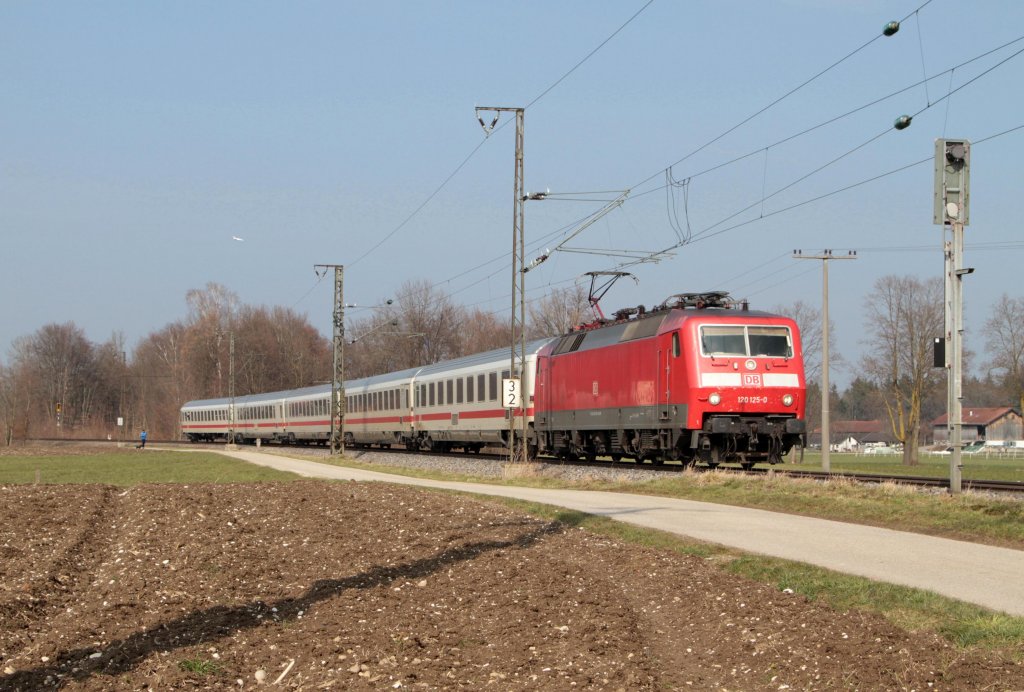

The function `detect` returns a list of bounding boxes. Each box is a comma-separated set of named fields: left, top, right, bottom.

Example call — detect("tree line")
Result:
left=2, top=276, right=1023, bottom=464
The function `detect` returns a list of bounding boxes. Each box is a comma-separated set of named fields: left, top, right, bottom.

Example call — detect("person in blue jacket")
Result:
left=137, top=429, right=147, bottom=449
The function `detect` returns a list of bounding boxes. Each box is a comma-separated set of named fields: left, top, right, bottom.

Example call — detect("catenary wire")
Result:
left=342, top=1, right=655, bottom=272
left=352, top=2, right=937, bottom=318
left=629, top=0, right=937, bottom=194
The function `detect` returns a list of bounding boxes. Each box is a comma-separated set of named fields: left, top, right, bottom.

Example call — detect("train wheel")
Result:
left=740, top=461, right=755, bottom=471
left=610, top=454, right=622, bottom=463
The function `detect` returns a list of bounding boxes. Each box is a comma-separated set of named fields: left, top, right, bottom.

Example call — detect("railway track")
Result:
left=23, top=438, right=1024, bottom=495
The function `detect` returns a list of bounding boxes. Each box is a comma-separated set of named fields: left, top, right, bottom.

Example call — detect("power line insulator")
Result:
left=883, top=21, right=900, bottom=37
left=893, top=114, right=913, bottom=130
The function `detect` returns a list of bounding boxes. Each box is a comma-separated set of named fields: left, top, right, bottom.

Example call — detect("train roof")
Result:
left=541, top=305, right=794, bottom=358
left=414, top=338, right=556, bottom=377
left=181, top=338, right=558, bottom=409
left=181, top=383, right=333, bottom=409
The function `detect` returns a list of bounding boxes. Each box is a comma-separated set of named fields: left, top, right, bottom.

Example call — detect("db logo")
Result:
left=743, top=373, right=762, bottom=386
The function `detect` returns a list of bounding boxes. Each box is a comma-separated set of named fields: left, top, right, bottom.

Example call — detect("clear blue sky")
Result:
left=2, top=1, right=1022, bottom=388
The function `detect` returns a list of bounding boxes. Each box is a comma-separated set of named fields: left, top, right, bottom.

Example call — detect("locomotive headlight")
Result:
left=782, top=394, right=794, bottom=407
left=709, top=393, right=722, bottom=406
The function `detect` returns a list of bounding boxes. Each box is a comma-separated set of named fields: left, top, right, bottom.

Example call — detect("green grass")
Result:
left=178, top=658, right=222, bottom=676
left=0, top=451, right=299, bottom=485
left=787, top=450, right=1024, bottom=482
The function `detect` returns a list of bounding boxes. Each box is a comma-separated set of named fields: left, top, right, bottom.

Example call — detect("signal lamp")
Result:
left=709, top=393, right=722, bottom=406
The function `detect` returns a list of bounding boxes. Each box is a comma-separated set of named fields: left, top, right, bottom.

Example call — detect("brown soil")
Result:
left=1, top=478, right=1022, bottom=690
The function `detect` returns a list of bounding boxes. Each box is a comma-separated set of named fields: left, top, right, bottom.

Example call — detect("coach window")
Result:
left=466, top=376, right=474, bottom=403
left=489, top=372, right=498, bottom=401
left=672, top=332, right=681, bottom=358
left=429, top=382, right=436, bottom=406
left=446, top=379, right=454, bottom=404
left=438, top=381, right=445, bottom=406
left=457, top=378, right=464, bottom=404
left=477, top=374, right=485, bottom=402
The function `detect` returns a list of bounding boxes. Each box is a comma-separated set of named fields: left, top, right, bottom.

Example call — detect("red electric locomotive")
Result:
left=533, top=291, right=806, bottom=468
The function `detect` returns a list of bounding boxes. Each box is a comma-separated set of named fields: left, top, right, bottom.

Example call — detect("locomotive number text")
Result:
left=737, top=396, right=769, bottom=404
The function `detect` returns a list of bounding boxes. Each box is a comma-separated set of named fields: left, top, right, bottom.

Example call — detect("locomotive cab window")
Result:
left=700, top=325, right=792, bottom=358
left=748, top=326, right=792, bottom=357
left=701, top=326, right=746, bottom=356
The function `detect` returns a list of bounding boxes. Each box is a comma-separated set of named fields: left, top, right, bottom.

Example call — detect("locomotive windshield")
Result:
left=700, top=325, right=792, bottom=358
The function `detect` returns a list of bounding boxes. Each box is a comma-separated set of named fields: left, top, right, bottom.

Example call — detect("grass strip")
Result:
left=0, top=451, right=299, bottom=485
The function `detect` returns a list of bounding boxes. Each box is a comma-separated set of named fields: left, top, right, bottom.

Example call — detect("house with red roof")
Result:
left=931, top=407, right=1022, bottom=444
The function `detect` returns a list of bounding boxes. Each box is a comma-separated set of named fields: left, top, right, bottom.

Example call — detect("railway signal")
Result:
left=934, top=138, right=972, bottom=495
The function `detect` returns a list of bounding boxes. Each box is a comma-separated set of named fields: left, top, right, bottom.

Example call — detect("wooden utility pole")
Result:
left=793, top=250, right=856, bottom=473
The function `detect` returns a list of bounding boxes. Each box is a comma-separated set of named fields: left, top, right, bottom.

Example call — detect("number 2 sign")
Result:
left=503, top=378, right=521, bottom=409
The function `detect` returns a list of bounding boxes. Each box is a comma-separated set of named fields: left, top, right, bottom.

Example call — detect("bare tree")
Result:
left=528, top=284, right=589, bottom=338
left=459, top=308, right=509, bottom=355
left=983, top=294, right=1024, bottom=411
left=184, top=282, right=240, bottom=397
left=344, top=280, right=461, bottom=377
left=860, top=275, right=944, bottom=465
left=771, top=300, right=841, bottom=382
left=10, top=323, right=98, bottom=434
left=231, top=305, right=332, bottom=394
left=134, top=321, right=192, bottom=438
left=0, top=364, right=18, bottom=445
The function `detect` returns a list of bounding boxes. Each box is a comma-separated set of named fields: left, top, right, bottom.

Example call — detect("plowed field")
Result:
left=1, top=479, right=1021, bottom=690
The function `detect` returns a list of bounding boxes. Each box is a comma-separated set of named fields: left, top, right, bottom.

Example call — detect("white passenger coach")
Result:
left=179, top=340, right=555, bottom=450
